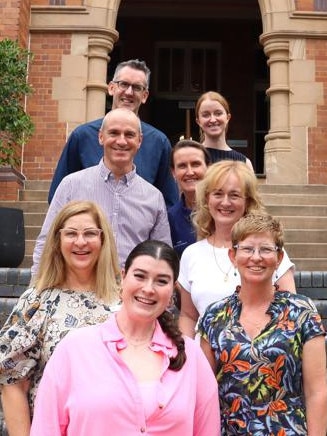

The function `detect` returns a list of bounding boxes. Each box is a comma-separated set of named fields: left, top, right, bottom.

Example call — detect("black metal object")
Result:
left=0, top=208, right=25, bottom=268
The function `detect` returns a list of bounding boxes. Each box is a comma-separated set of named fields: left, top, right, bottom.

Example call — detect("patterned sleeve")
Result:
left=0, top=287, right=46, bottom=385
left=299, top=295, right=326, bottom=343
left=197, top=301, right=222, bottom=345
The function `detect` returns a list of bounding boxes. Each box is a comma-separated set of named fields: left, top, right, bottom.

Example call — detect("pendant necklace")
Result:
left=212, top=236, right=232, bottom=282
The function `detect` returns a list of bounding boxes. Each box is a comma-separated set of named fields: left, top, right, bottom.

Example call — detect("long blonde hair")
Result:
left=193, top=160, right=265, bottom=239
left=33, top=201, right=120, bottom=303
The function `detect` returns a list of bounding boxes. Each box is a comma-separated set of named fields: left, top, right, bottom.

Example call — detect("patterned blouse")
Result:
left=0, top=287, right=117, bottom=414
left=198, top=290, right=325, bottom=435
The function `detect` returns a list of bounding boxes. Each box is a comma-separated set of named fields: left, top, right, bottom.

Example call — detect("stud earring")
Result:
left=275, top=270, right=278, bottom=281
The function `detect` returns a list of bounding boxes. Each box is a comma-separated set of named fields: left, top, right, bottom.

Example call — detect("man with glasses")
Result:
left=48, top=59, right=178, bottom=207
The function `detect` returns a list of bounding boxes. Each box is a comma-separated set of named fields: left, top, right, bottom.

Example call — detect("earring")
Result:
left=168, top=294, right=175, bottom=309
left=118, top=286, right=123, bottom=302
left=234, top=267, right=238, bottom=277
left=275, top=270, right=278, bottom=281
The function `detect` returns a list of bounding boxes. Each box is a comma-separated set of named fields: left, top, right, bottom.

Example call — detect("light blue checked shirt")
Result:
left=32, top=160, right=172, bottom=274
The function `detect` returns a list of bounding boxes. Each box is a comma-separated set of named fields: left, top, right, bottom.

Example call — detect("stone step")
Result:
left=25, top=226, right=41, bottom=240
left=284, top=229, right=327, bottom=243
left=285, top=243, right=327, bottom=258
left=20, top=255, right=32, bottom=268
left=293, top=258, right=327, bottom=271
left=261, top=193, right=327, bottom=205
left=258, top=184, right=327, bottom=194
left=0, top=201, right=48, bottom=213
left=19, top=190, right=48, bottom=202
left=24, top=180, right=51, bottom=191
left=2, top=182, right=327, bottom=273
left=277, top=216, right=327, bottom=229
left=25, top=240, right=36, bottom=255
left=266, top=204, right=327, bottom=216
left=23, top=213, right=46, bottom=227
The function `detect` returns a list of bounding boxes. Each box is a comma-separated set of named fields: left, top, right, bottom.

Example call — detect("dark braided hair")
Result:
left=124, top=240, right=187, bottom=371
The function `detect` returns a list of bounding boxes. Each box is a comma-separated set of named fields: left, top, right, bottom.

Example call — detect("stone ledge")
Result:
left=0, top=268, right=31, bottom=297
left=0, top=268, right=327, bottom=294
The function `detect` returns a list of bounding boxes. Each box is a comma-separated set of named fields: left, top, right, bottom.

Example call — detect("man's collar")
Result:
left=99, top=159, right=137, bottom=183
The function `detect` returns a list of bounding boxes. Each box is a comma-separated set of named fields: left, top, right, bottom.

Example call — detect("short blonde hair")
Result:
left=193, top=160, right=265, bottom=239
left=33, top=201, right=120, bottom=303
left=231, top=213, right=284, bottom=250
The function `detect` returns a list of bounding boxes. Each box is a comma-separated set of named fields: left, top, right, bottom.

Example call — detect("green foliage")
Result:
left=0, top=38, right=34, bottom=167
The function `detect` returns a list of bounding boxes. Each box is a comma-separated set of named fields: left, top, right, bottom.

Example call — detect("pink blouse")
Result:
left=31, top=315, right=220, bottom=435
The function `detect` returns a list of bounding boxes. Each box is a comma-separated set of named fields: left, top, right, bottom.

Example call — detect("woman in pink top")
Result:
left=30, top=240, right=220, bottom=436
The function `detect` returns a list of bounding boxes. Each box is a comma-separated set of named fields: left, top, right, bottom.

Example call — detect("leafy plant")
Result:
left=0, top=38, right=34, bottom=167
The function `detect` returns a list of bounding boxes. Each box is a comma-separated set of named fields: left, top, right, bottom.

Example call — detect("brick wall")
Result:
left=0, top=0, right=30, bottom=45
left=25, top=33, right=71, bottom=180
left=295, top=0, right=315, bottom=10
left=307, top=39, right=327, bottom=184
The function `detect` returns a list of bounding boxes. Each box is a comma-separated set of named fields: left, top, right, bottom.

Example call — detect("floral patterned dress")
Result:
left=0, top=287, right=117, bottom=414
left=198, top=290, right=325, bottom=435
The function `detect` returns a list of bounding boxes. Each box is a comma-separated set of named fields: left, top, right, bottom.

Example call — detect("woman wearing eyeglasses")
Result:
left=177, top=160, right=296, bottom=338
left=199, top=213, right=327, bottom=435
left=0, top=201, right=121, bottom=436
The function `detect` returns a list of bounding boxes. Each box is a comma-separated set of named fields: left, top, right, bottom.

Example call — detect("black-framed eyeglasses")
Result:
left=59, top=228, right=103, bottom=242
left=113, top=80, right=147, bottom=93
left=234, top=245, right=279, bottom=258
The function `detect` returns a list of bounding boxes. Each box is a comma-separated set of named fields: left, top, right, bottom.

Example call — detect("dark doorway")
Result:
left=112, top=0, right=267, bottom=173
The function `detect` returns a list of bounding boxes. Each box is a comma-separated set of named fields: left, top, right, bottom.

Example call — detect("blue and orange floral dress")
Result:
left=198, top=290, right=325, bottom=435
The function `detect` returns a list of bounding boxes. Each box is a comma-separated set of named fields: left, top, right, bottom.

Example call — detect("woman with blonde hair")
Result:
left=178, top=161, right=296, bottom=338
left=195, top=91, right=253, bottom=170
left=0, top=200, right=120, bottom=436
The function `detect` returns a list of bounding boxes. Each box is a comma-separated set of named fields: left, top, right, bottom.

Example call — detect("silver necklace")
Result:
left=212, top=237, right=232, bottom=282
